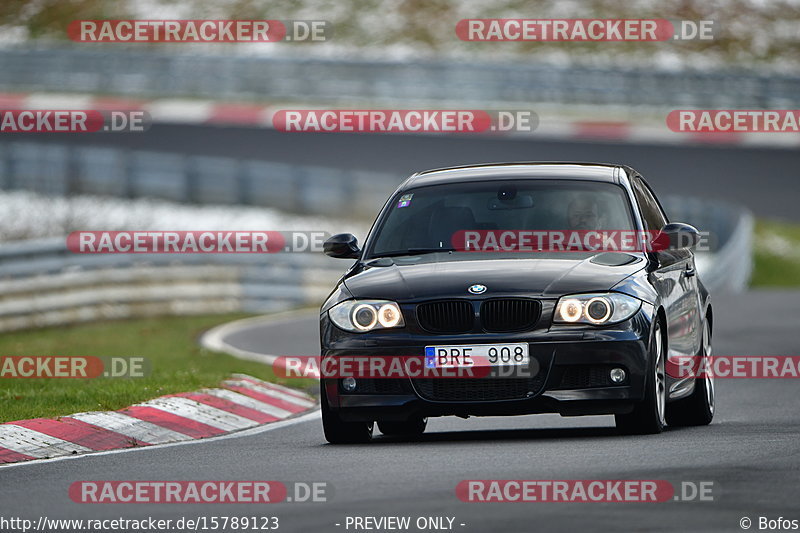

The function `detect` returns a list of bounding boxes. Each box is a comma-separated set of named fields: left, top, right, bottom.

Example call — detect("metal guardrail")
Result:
left=0, top=194, right=751, bottom=332
left=0, top=238, right=346, bottom=331
left=0, top=46, right=799, bottom=108
left=662, top=196, right=753, bottom=294
left=0, top=142, right=399, bottom=217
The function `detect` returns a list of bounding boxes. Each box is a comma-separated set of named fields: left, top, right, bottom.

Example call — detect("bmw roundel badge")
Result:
left=468, top=284, right=487, bottom=294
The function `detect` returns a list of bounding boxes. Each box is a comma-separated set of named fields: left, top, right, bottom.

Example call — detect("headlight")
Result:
left=554, top=293, right=641, bottom=325
left=328, top=300, right=405, bottom=332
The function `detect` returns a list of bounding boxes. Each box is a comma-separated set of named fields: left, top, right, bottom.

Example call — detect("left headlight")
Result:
left=328, top=300, right=405, bottom=333
left=554, top=293, right=642, bottom=325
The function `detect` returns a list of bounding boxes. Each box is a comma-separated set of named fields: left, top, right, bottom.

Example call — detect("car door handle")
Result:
left=684, top=265, right=696, bottom=277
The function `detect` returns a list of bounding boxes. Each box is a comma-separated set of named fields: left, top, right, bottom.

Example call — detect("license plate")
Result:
left=425, top=343, right=529, bottom=368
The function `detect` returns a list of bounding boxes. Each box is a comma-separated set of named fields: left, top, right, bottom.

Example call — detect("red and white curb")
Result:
left=0, top=374, right=316, bottom=465
left=3, top=92, right=800, bottom=148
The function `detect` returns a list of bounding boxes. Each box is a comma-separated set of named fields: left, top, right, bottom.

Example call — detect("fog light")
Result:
left=342, top=377, right=357, bottom=392
left=610, top=368, right=626, bottom=383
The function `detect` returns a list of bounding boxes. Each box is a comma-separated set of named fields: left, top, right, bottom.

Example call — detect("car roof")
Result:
left=402, top=162, right=629, bottom=190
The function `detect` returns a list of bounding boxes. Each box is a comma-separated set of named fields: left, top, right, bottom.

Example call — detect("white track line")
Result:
left=199, top=308, right=317, bottom=364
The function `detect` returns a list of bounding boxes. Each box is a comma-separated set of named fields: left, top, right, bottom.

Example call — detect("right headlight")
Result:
left=554, top=293, right=642, bottom=325
left=328, top=299, right=405, bottom=333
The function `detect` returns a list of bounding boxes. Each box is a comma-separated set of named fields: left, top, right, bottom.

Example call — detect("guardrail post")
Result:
left=122, top=149, right=135, bottom=199
left=0, top=143, right=8, bottom=190
left=185, top=155, right=197, bottom=203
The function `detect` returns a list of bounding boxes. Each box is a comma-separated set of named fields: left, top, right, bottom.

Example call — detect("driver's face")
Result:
left=569, top=202, right=600, bottom=230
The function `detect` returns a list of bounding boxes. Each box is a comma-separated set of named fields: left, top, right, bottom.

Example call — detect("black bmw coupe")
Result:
left=319, top=162, right=714, bottom=443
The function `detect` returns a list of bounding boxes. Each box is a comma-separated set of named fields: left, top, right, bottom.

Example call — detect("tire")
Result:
left=321, top=388, right=373, bottom=444
left=666, top=318, right=714, bottom=426
left=615, top=321, right=666, bottom=435
left=378, top=417, right=428, bottom=437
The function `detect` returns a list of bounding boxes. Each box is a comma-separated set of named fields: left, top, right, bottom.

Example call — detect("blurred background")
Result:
left=0, top=0, right=798, bottom=331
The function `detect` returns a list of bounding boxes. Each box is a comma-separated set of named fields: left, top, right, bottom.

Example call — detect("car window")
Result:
left=367, top=179, right=635, bottom=257
left=632, top=177, right=667, bottom=231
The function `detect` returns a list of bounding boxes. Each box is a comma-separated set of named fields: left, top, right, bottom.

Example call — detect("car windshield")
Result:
left=367, top=179, right=635, bottom=258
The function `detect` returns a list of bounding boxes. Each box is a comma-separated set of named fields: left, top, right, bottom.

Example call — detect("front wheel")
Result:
left=321, top=389, right=373, bottom=444
left=666, top=318, right=714, bottom=426
left=615, top=321, right=666, bottom=435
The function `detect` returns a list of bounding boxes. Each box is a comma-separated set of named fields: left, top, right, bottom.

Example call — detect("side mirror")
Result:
left=659, top=222, right=700, bottom=250
left=323, top=233, right=361, bottom=259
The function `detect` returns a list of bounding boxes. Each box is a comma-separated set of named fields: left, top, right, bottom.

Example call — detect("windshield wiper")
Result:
left=370, top=247, right=456, bottom=258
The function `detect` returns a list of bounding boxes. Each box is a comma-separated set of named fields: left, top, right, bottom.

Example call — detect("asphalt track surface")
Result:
left=1, top=289, right=799, bottom=532
left=4, top=124, right=800, bottom=221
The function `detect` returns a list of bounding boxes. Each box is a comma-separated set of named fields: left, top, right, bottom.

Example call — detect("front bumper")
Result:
left=321, top=308, right=654, bottom=422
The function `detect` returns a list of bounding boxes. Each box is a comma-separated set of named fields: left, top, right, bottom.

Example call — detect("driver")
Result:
left=567, top=195, right=604, bottom=230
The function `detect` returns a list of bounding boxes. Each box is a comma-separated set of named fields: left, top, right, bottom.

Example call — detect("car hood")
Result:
left=343, top=253, right=645, bottom=301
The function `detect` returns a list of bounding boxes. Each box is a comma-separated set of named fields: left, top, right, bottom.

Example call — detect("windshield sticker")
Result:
left=397, top=193, right=414, bottom=208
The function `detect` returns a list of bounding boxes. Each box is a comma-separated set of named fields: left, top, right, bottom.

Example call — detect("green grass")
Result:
left=752, top=219, right=800, bottom=287
left=0, top=313, right=316, bottom=423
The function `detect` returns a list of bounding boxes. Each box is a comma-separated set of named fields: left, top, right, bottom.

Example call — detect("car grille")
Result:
left=416, top=298, right=541, bottom=333
left=413, top=374, right=547, bottom=402
left=481, top=299, right=541, bottom=332
left=416, top=300, right=473, bottom=333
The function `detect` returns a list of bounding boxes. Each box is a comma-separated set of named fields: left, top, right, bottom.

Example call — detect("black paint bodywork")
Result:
left=319, top=163, right=711, bottom=422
